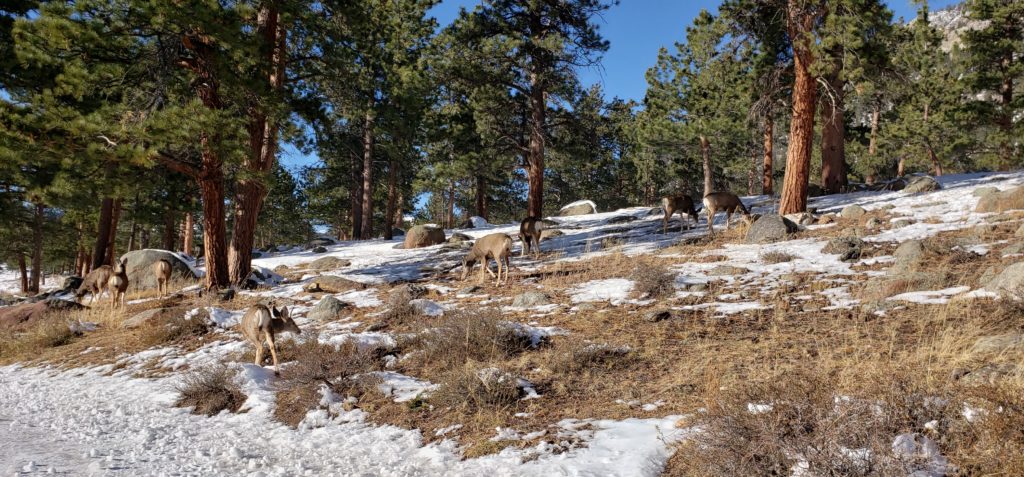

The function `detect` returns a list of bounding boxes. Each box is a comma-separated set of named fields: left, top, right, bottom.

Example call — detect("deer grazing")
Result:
left=662, top=195, right=700, bottom=233
left=153, top=259, right=172, bottom=298
left=703, top=192, right=752, bottom=236
left=461, top=233, right=513, bottom=286
left=107, top=257, right=129, bottom=309
left=240, top=304, right=301, bottom=376
left=519, top=217, right=546, bottom=258
left=76, top=266, right=113, bottom=305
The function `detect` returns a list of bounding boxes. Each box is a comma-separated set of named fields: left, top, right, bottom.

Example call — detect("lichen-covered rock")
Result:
left=745, top=214, right=799, bottom=244
left=308, top=296, right=350, bottom=321
left=903, top=175, right=941, bottom=193
left=822, top=236, right=864, bottom=262
left=304, top=275, right=366, bottom=293
left=984, top=262, right=1024, bottom=295
left=511, top=291, right=551, bottom=308
left=119, top=249, right=196, bottom=290
left=840, top=204, right=866, bottom=219
left=403, top=225, right=446, bottom=249
left=307, top=256, right=351, bottom=270
left=976, top=185, right=1024, bottom=213
left=558, top=200, right=597, bottom=216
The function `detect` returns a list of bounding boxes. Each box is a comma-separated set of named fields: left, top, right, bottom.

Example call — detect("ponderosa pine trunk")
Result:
left=820, top=74, right=847, bottom=194
left=351, top=151, right=363, bottom=240
left=199, top=162, right=229, bottom=289
left=394, top=191, right=404, bottom=230
left=749, top=148, right=757, bottom=195
left=700, top=135, right=713, bottom=196
left=18, top=255, right=27, bottom=293
left=183, top=212, right=194, bottom=256
left=866, top=107, right=879, bottom=184
left=384, top=157, right=397, bottom=240
left=763, top=118, right=774, bottom=195
left=527, top=71, right=546, bottom=218
left=28, top=203, right=44, bottom=293
left=779, top=3, right=820, bottom=215
left=163, top=209, right=177, bottom=251
left=360, top=107, right=375, bottom=240
left=475, top=175, right=487, bottom=220
left=91, top=198, right=114, bottom=270
left=922, top=103, right=943, bottom=177
left=998, top=55, right=1013, bottom=170
left=105, top=199, right=121, bottom=264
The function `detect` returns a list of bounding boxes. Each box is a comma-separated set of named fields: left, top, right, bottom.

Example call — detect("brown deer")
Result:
left=240, top=304, right=301, bottom=376
left=107, top=257, right=129, bottom=309
left=661, top=195, right=700, bottom=233
left=153, top=259, right=172, bottom=298
left=76, top=266, right=112, bottom=305
left=461, top=233, right=513, bottom=286
left=703, top=192, right=752, bottom=236
left=519, top=217, right=545, bottom=257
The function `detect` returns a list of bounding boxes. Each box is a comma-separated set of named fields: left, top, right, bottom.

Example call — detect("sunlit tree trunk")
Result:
left=779, top=3, right=820, bottom=215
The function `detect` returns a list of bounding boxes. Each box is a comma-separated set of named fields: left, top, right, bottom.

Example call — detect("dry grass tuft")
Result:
left=760, top=250, right=796, bottom=264
left=174, top=366, right=246, bottom=416
left=630, top=262, right=675, bottom=299
left=0, top=316, right=80, bottom=359
left=139, top=314, right=210, bottom=347
left=401, top=311, right=534, bottom=372
left=430, top=364, right=522, bottom=412
left=546, top=340, right=632, bottom=375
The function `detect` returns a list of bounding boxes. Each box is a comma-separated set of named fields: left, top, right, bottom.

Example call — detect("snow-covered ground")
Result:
left=2, top=170, right=1023, bottom=475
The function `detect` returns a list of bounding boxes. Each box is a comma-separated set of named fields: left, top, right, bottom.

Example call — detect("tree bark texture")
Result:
left=779, top=3, right=820, bottom=215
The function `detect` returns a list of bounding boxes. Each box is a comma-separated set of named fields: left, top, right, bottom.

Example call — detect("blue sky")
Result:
left=281, top=0, right=962, bottom=170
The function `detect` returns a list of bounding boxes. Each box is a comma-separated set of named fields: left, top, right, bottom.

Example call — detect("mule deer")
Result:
left=461, top=233, right=513, bottom=286
left=703, top=192, right=751, bottom=236
left=76, top=266, right=112, bottom=305
left=662, top=195, right=699, bottom=233
left=519, top=217, right=545, bottom=257
left=107, top=257, right=129, bottom=309
left=153, top=259, right=172, bottom=298
left=240, top=304, right=301, bottom=376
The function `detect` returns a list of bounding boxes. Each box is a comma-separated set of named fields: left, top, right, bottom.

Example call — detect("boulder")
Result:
left=823, top=236, right=865, bottom=262
left=903, top=175, right=942, bottom=193
left=707, top=265, right=748, bottom=276
left=511, top=291, right=551, bottom=308
left=892, top=218, right=915, bottom=228
left=403, top=225, right=446, bottom=249
left=865, top=217, right=882, bottom=229
left=957, top=363, right=1018, bottom=386
left=976, top=186, right=1024, bottom=213
left=984, top=262, right=1024, bottom=295
left=891, top=239, right=925, bottom=275
left=0, top=299, right=85, bottom=328
left=607, top=215, right=638, bottom=224
left=123, top=308, right=173, bottom=329
left=119, top=249, right=196, bottom=290
left=878, top=178, right=907, bottom=191
left=390, top=283, right=427, bottom=301
left=306, top=237, right=336, bottom=249
left=447, top=232, right=473, bottom=244
left=818, top=213, right=837, bottom=225
left=972, top=333, right=1023, bottom=355
left=61, top=276, right=84, bottom=292
left=807, top=183, right=825, bottom=197
left=558, top=200, right=597, bottom=216
left=304, top=275, right=366, bottom=293
left=540, top=229, right=564, bottom=240
left=745, top=214, right=799, bottom=244
left=307, top=256, right=351, bottom=270
left=840, top=204, right=867, bottom=219
left=311, top=246, right=328, bottom=254
left=1003, top=243, right=1024, bottom=255
left=308, top=296, right=350, bottom=321
left=643, top=309, right=674, bottom=323
left=973, top=186, right=999, bottom=197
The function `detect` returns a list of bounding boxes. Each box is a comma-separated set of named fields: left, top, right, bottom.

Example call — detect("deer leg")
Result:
left=726, top=211, right=733, bottom=230
left=504, top=255, right=511, bottom=284
left=494, top=257, right=502, bottom=286
left=265, top=332, right=280, bottom=376
left=254, top=343, right=264, bottom=366
left=707, top=210, right=716, bottom=236
left=534, top=234, right=542, bottom=258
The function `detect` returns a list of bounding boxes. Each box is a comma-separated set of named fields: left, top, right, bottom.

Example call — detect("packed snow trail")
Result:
left=0, top=365, right=685, bottom=476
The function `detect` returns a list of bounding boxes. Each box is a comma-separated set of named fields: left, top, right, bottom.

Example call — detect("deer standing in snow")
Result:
left=461, top=233, right=513, bottom=286
left=519, top=217, right=546, bottom=258
left=107, top=257, right=129, bottom=309
left=661, top=195, right=700, bottom=233
left=703, top=192, right=752, bottom=236
left=153, top=259, right=172, bottom=298
left=240, top=304, right=301, bottom=376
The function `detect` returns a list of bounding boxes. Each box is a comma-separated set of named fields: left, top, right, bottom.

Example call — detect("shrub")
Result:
left=272, top=340, right=383, bottom=427
left=548, top=340, right=631, bottom=374
left=174, top=367, right=246, bottom=416
left=140, top=314, right=210, bottom=347
left=0, top=317, right=80, bottom=359
left=630, top=263, right=676, bottom=299
left=405, top=311, right=533, bottom=370
left=431, top=364, right=521, bottom=412
left=760, top=250, right=796, bottom=264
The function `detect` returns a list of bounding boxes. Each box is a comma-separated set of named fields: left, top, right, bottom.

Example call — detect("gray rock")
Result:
left=784, top=213, right=815, bottom=226
left=891, top=240, right=925, bottom=275
left=122, top=308, right=170, bottom=329
left=904, top=175, right=942, bottom=193
left=823, top=237, right=864, bottom=262
left=892, top=218, right=915, bottom=228
left=304, top=275, right=366, bottom=293
left=866, top=217, right=882, bottom=229
left=607, top=215, right=638, bottom=224
left=984, top=262, right=1024, bottom=295
left=447, top=232, right=473, bottom=244
left=976, top=185, right=1024, bottom=213
left=558, top=200, right=597, bottom=216
left=403, top=225, right=446, bottom=249
left=306, top=237, right=336, bottom=249
left=311, top=246, right=328, bottom=254
left=307, top=256, right=351, bottom=270
left=458, top=285, right=482, bottom=295
left=308, top=296, right=350, bottom=321
left=707, top=265, right=748, bottom=276
left=687, top=282, right=708, bottom=292
left=540, top=229, right=564, bottom=240
left=61, top=276, right=83, bottom=292
left=973, top=186, right=1000, bottom=197
left=972, top=333, right=1024, bottom=355
left=957, top=363, right=1019, bottom=386
left=1003, top=243, right=1024, bottom=255
left=511, top=291, right=551, bottom=308
left=745, top=214, right=799, bottom=244
left=840, top=204, right=867, bottom=219
left=391, top=283, right=427, bottom=301
left=643, top=309, right=674, bottom=323
left=818, top=213, right=837, bottom=225
left=576, top=303, right=597, bottom=312
left=119, top=249, right=197, bottom=290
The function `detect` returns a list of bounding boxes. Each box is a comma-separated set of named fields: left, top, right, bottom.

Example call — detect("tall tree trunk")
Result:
left=779, top=4, right=820, bottom=215
left=162, top=209, right=177, bottom=251
left=229, top=4, right=285, bottom=284
left=28, top=203, right=44, bottom=293
left=447, top=182, right=456, bottom=229
left=384, top=157, right=397, bottom=240
left=998, top=54, right=1013, bottom=170
left=866, top=107, right=879, bottom=184
left=527, top=71, right=546, bottom=218
left=820, top=74, right=847, bottom=194
left=360, top=106, right=375, bottom=240
left=337, top=209, right=348, bottom=241
left=141, top=228, right=150, bottom=250
left=127, top=217, right=138, bottom=252
left=921, top=102, right=942, bottom=177
left=18, top=255, right=27, bottom=293
left=183, top=212, right=194, bottom=256
left=475, top=174, right=487, bottom=219
left=394, top=191, right=404, bottom=229
left=351, top=151, right=363, bottom=240
left=748, top=147, right=757, bottom=195
left=762, top=118, right=774, bottom=195
left=91, top=198, right=114, bottom=269
left=700, top=135, right=713, bottom=196
left=105, top=199, right=122, bottom=264
left=198, top=163, right=229, bottom=290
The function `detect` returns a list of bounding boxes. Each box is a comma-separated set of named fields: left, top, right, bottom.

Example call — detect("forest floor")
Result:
left=2, top=171, right=1024, bottom=476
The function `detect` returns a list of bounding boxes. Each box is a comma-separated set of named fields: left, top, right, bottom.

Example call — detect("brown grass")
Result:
left=430, top=364, right=522, bottom=412
left=139, top=313, right=211, bottom=347
left=630, top=262, right=676, bottom=299
left=174, top=366, right=246, bottom=416
left=398, top=310, right=534, bottom=373
left=0, top=315, right=80, bottom=359
left=760, top=250, right=796, bottom=264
